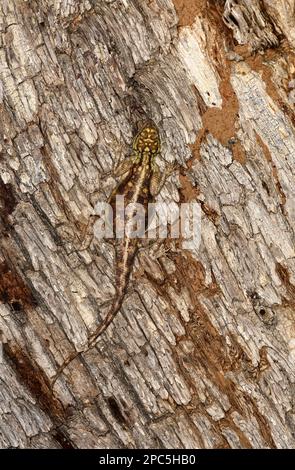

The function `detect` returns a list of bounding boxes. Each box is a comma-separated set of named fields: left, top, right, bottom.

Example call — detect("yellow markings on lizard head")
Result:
left=133, top=123, right=160, bottom=155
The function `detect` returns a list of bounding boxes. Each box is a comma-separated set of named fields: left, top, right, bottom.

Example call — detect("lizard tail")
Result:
left=51, top=293, right=124, bottom=388
left=88, top=295, right=124, bottom=347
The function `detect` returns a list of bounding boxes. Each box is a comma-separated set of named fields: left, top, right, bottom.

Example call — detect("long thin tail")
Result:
left=88, top=295, right=124, bottom=347
left=51, top=294, right=124, bottom=387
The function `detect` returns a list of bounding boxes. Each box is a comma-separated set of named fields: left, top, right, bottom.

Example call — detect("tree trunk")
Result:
left=1, top=0, right=295, bottom=449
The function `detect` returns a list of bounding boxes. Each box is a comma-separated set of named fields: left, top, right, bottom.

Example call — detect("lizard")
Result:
left=51, top=122, right=171, bottom=386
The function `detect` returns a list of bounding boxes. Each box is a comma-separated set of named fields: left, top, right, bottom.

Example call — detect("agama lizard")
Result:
left=52, top=122, right=170, bottom=385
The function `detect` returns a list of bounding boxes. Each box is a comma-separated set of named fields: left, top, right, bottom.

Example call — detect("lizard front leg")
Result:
left=150, top=158, right=177, bottom=196
left=78, top=156, right=137, bottom=250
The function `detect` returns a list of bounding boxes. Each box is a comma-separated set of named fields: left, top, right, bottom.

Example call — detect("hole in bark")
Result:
left=249, top=291, right=260, bottom=300
left=259, top=308, right=266, bottom=316
left=107, top=397, right=127, bottom=425
left=228, top=13, right=239, bottom=27
left=1, top=290, right=9, bottom=303
left=0, top=261, right=37, bottom=310
left=52, top=430, right=75, bottom=449
left=262, top=180, right=270, bottom=195
left=11, top=300, right=22, bottom=312
left=0, top=180, right=17, bottom=225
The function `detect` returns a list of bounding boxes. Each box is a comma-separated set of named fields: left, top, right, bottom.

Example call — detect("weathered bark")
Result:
left=1, top=0, right=295, bottom=449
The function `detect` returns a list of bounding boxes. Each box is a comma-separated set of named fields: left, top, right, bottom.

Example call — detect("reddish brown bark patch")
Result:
left=232, top=141, right=246, bottom=164
left=0, top=180, right=17, bottom=226
left=202, top=72, right=239, bottom=148
left=173, top=0, right=207, bottom=27
left=276, top=263, right=295, bottom=298
left=255, top=132, right=286, bottom=210
left=179, top=172, right=200, bottom=201
left=4, top=342, right=66, bottom=422
left=0, top=261, right=37, bottom=311
left=185, top=4, right=242, bottom=163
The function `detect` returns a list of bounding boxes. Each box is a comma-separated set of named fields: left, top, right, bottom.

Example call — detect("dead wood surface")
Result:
left=1, top=0, right=295, bottom=449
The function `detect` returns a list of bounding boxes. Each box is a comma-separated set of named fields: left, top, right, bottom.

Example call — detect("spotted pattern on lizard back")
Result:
left=52, top=122, right=168, bottom=385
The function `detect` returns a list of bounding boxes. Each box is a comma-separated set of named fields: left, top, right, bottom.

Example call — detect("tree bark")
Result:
left=1, top=0, right=295, bottom=449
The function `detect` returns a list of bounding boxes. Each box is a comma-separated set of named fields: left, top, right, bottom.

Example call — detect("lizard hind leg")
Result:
left=79, top=214, right=117, bottom=251
left=150, top=159, right=177, bottom=197
left=51, top=297, right=115, bottom=387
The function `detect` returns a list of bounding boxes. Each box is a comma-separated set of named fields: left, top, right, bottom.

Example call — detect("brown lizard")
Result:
left=52, top=122, right=170, bottom=385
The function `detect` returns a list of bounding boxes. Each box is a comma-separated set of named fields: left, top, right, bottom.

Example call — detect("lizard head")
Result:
left=133, top=123, right=160, bottom=155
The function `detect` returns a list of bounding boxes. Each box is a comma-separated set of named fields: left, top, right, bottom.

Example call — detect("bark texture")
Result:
left=1, top=0, right=295, bottom=449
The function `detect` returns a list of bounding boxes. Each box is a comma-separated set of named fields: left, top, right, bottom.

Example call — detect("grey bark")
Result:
left=1, top=0, right=295, bottom=449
